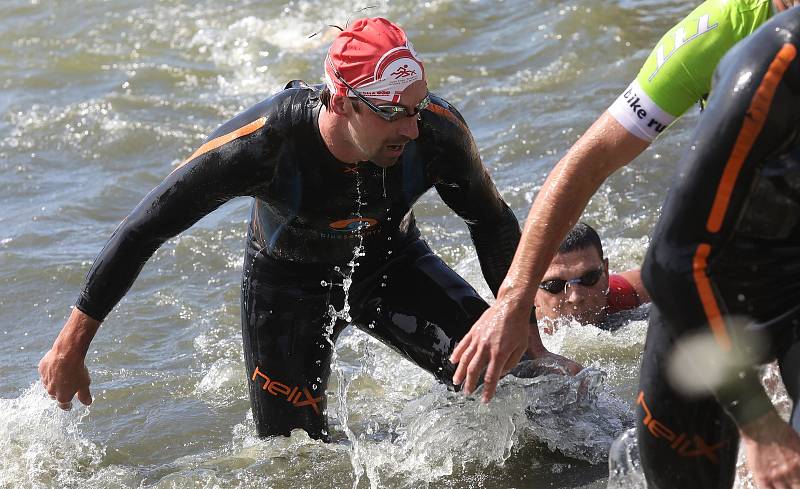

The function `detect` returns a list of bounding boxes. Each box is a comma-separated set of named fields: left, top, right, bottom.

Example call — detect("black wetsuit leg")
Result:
left=241, top=236, right=489, bottom=440
left=637, top=307, right=740, bottom=489
left=241, top=233, right=347, bottom=441
left=348, top=239, right=489, bottom=386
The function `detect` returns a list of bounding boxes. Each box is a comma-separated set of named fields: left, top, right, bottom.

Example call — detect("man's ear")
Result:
left=329, top=93, right=350, bottom=117
left=603, top=257, right=609, bottom=275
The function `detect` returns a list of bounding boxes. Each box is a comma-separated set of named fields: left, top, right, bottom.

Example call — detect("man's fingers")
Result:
left=453, top=342, right=477, bottom=386
left=77, top=386, right=92, bottom=406
left=463, top=348, right=489, bottom=395
left=57, top=401, right=73, bottom=411
left=480, top=355, right=506, bottom=403
left=501, top=349, right=520, bottom=375
left=450, top=332, right=472, bottom=364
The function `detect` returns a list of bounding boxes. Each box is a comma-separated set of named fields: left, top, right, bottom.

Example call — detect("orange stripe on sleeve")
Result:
left=706, top=43, right=797, bottom=233
left=692, top=243, right=732, bottom=351
left=426, top=103, right=469, bottom=134
left=178, top=116, right=267, bottom=170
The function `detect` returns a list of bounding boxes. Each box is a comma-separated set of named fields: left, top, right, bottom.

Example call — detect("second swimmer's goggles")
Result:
left=538, top=268, right=604, bottom=294
left=329, top=61, right=430, bottom=122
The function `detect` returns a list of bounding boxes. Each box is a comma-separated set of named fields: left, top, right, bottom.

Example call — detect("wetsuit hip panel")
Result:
left=241, top=237, right=345, bottom=440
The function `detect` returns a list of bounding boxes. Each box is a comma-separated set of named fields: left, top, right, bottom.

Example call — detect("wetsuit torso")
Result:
left=75, top=82, right=519, bottom=320
left=637, top=9, right=800, bottom=488
left=73, top=81, right=521, bottom=440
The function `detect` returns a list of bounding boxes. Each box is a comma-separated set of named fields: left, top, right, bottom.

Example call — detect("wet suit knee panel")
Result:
left=349, top=240, right=488, bottom=388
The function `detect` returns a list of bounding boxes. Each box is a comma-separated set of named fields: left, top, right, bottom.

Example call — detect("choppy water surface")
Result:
left=0, top=0, right=783, bottom=488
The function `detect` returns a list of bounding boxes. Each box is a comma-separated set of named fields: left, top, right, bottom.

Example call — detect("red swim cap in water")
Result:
left=324, top=17, right=426, bottom=103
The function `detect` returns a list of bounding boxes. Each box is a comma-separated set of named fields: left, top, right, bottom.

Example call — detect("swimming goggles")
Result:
left=329, top=61, right=430, bottom=122
left=538, top=268, right=604, bottom=294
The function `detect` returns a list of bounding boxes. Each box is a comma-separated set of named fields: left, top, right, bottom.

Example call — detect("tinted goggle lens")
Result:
left=538, top=268, right=604, bottom=294
left=373, top=96, right=430, bottom=122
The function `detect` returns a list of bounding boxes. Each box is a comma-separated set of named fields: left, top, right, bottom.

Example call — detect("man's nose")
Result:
left=564, top=283, right=586, bottom=303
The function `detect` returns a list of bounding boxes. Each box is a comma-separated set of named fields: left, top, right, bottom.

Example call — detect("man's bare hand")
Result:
left=38, top=348, right=92, bottom=410
left=38, top=308, right=101, bottom=410
left=741, top=410, right=800, bottom=488
left=450, top=298, right=531, bottom=402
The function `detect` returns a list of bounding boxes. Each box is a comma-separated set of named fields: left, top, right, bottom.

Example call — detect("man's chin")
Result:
left=370, top=155, right=401, bottom=168
left=573, top=311, right=607, bottom=326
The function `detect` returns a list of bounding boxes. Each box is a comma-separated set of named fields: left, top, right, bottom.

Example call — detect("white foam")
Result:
left=0, top=383, right=104, bottom=488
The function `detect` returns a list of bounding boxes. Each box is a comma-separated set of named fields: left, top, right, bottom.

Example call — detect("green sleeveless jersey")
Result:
left=608, top=0, right=772, bottom=141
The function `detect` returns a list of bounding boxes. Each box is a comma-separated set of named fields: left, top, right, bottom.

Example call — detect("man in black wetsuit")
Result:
left=37, top=17, right=524, bottom=440
left=636, top=8, right=800, bottom=488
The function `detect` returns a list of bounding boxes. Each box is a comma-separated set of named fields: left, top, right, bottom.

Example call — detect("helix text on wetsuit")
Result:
left=637, top=390, right=725, bottom=463
left=251, top=366, right=324, bottom=415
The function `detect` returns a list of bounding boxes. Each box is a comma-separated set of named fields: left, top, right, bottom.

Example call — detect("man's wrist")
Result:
left=739, top=408, right=783, bottom=443
left=52, top=308, right=101, bottom=359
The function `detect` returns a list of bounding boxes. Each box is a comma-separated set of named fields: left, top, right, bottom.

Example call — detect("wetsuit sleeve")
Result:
left=606, top=274, right=640, bottom=314
left=75, top=103, right=281, bottom=321
left=424, top=100, right=521, bottom=297
left=607, top=0, right=771, bottom=141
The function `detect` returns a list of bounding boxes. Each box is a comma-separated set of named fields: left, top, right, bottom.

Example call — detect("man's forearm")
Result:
left=500, top=115, right=635, bottom=300
left=52, top=307, right=102, bottom=359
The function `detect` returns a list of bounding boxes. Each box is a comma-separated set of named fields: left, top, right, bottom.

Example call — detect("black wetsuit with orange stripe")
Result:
left=637, top=9, right=800, bottom=488
left=73, top=81, right=521, bottom=439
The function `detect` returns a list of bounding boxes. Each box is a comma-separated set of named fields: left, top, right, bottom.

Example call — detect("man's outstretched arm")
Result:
left=450, top=112, right=650, bottom=402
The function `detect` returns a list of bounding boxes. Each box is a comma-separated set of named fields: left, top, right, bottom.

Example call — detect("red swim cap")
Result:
left=324, top=17, right=426, bottom=103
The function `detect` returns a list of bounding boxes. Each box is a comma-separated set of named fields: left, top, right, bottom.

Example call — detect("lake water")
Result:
left=0, top=0, right=780, bottom=487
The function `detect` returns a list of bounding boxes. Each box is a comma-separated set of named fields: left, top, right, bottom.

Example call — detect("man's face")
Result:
left=346, top=79, right=428, bottom=168
left=534, top=247, right=610, bottom=325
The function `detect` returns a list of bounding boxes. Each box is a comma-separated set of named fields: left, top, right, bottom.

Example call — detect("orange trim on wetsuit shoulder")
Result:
left=179, top=116, right=267, bottom=169
left=692, top=44, right=797, bottom=351
left=692, top=243, right=732, bottom=351
left=706, top=43, right=797, bottom=233
left=426, top=103, right=469, bottom=134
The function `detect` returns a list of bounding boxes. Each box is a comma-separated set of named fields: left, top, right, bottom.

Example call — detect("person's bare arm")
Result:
left=740, top=409, right=800, bottom=488
left=38, top=308, right=101, bottom=409
left=451, top=112, right=650, bottom=402
left=617, top=269, right=651, bottom=304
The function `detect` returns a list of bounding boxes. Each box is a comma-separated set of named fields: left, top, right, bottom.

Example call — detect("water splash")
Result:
left=319, top=167, right=370, bottom=487
left=0, top=383, right=104, bottom=488
left=607, top=428, right=646, bottom=489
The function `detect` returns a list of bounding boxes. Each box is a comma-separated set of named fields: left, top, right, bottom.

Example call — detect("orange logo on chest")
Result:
left=329, top=218, right=378, bottom=232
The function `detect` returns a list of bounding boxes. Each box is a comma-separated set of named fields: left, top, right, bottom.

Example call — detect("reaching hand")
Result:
left=450, top=298, right=531, bottom=402
left=38, top=308, right=100, bottom=410
left=741, top=410, right=800, bottom=488
left=39, top=348, right=93, bottom=410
